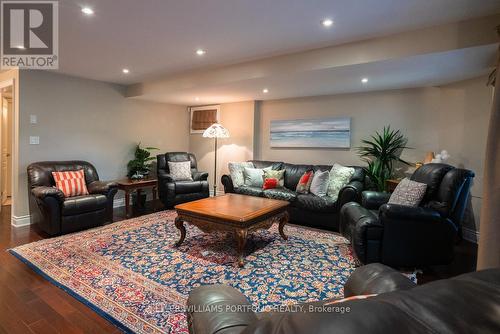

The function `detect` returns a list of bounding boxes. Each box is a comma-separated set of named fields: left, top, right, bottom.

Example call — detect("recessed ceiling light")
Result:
left=196, top=49, right=206, bottom=56
left=361, top=78, right=368, bottom=83
left=122, top=68, right=130, bottom=74
left=81, top=7, right=94, bottom=15
left=262, top=88, right=269, bottom=93
left=195, top=97, right=200, bottom=101
left=321, top=19, right=334, bottom=27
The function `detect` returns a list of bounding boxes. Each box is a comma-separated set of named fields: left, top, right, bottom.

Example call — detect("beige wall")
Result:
left=189, top=101, right=255, bottom=193
left=17, top=71, right=189, bottom=218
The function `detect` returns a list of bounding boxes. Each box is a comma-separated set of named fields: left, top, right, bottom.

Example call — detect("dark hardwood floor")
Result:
left=0, top=202, right=478, bottom=333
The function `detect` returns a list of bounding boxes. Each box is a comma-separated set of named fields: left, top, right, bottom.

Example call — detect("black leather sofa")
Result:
left=340, top=163, right=475, bottom=267
left=221, top=160, right=365, bottom=231
left=27, top=161, right=118, bottom=236
left=187, top=263, right=500, bottom=334
left=157, top=152, right=209, bottom=208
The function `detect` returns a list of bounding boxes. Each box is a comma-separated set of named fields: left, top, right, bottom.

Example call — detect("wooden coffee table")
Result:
left=174, top=194, right=290, bottom=267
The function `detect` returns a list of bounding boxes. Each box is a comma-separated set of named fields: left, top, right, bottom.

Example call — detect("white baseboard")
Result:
left=11, top=215, right=31, bottom=227
left=462, top=227, right=479, bottom=244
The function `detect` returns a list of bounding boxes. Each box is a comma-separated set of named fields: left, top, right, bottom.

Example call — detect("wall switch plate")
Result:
left=30, top=115, right=37, bottom=124
left=29, top=136, right=39, bottom=145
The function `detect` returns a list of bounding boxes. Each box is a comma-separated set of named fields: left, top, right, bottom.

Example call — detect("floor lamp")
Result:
left=203, top=123, right=230, bottom=196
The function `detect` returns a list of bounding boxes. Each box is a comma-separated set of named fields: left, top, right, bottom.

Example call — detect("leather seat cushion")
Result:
left=263, top=188, right=297, bottom=201
left=234, top=186, right=264, bottom=197
left=293, top=194, right=337, bottom=213
left=175, top=181, right=204, bottom=194
left=62, top=194, right=107, bottom=216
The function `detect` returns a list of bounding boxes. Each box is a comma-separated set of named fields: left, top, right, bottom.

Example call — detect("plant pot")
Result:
left=132, top=192, right=147, bottom=214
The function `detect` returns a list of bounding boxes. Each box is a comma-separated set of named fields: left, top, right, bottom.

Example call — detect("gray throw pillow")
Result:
left=388, top=178, right=427, bottom=207
left=310, top=170, right=330, bottom=197
left=243, top=166, right=272, bottom=187
left=228, top=162, right=254, bottom=188
left=168, top=161, right=193, bottom=181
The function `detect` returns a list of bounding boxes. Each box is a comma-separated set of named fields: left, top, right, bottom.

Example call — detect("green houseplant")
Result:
left=127, top=143, right=159, bottom=179
left=357, top=126, right=411, bottom=192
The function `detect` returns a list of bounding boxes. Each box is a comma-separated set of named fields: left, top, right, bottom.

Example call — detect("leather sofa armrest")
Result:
left=193, top=171, right=209, bottom=181
left=87, top=180, right=118, bottom=195
left=157, top=170, right=174, bottom=182
left=337, top=180, right=364, bottom=208
left=379, top=203, right=441, bottom=222
left=187, top=284, right=257, bottom=334
left=31, top=186, right=65, bottom=203
left=362, top=191, right=391, bottom=210
left=221, top=175, right=235, bottom=193
left=343, top=263, right=416, bottom=297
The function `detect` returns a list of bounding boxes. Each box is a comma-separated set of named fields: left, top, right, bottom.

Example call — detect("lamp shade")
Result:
left=202, top=123, right=230, bottom=138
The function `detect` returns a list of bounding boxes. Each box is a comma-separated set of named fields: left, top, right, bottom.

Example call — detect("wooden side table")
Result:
left=386, top=179, right=401, bottom=193
left=115, top=178, right=158, bottom=218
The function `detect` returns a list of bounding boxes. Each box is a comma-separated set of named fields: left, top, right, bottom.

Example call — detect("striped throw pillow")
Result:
left=52, top=170, right=89, bottom=198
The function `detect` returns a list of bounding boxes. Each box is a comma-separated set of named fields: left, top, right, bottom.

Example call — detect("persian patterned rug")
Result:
left=10, top=211, right=357, bottom=333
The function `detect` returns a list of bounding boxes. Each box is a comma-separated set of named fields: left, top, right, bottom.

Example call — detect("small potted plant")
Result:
left=127, top=143, right=159, bottom=180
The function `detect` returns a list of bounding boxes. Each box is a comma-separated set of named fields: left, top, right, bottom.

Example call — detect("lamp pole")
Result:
left=213, top=136, right=217, bottom=196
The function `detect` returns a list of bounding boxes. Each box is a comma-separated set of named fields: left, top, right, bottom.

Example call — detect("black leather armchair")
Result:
left=157, top=152, right=209, bottom=208
left=187, top=263, right=500, bottom=334
left=340, top=163, right=474, bottom=267
left=27, top=161, right=118, bottom=236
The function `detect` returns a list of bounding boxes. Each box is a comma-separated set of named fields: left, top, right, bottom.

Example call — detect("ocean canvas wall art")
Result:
left=270, top=117, right=351, bottom=148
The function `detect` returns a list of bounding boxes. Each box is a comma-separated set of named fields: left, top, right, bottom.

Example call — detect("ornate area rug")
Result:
left=10, top=211, right=356, bottom=333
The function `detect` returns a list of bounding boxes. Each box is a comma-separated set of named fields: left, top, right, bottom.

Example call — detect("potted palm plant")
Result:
left=357, top=126, right=411, bottom=192
left=127, top=143, right=159, bottom=179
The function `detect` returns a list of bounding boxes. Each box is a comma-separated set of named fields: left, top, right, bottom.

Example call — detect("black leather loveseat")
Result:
left=187, top=263, right=500, bottom=334
left=27, top=161, right=118, bottom=236
left=221, top=160, right=365, bottom=231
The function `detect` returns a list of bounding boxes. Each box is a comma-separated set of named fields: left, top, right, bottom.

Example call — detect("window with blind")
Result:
left=190, top=105, right=220, bottom=133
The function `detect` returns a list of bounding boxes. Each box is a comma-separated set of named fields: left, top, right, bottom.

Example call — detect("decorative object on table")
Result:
left=423, top=151, right=435, bottom=164
left=270, top=117, right=351, bottom=148
left=357, top=126, right=411, bottom=192
left=431, top=150, right=450, bottom=163
left=203, top=123, right=230, bottom=196
left=387, top=178, right=427, bottom=207
left=127, top=143, right=159, bottom=179
left=115, top=178, right=158, bottom=218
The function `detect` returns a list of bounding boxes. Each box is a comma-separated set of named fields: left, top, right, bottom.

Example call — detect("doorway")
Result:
left=0, top=85, right=13, bottom=212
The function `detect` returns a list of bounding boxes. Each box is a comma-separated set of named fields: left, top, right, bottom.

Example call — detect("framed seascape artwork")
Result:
left=270, top=117, right=351, bottom=148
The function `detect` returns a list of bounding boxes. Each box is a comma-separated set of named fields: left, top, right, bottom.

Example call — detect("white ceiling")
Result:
left=57, top=0, right=500, bottom=85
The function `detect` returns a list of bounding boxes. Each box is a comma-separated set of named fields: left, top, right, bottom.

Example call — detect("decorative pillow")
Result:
left=243, top=166, right=271, bottom=187
left=263, top=178, right=278, bottom=190
left=228, top=162, right=254, bottom=188
left=168, top=161, right=193, bottom=181
left=52, top=169, right=89, bottom=198
left=327, top=163, right=355, bottom=201
left=263, top=169, right=285, bottom=187
left=296, top=170, right=314, bottom=194
left=310, top=170, right=330, bottom=197
left=388, top=178, right=427, bottom=207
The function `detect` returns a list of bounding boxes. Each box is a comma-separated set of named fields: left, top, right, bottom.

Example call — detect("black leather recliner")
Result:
left=157, top=152, right=209, bottom=208
left=27, top=161, right=118, bottom=236
left=340, top=163, right=475, bottom=267
left=186, top=263, right=500, bottom=334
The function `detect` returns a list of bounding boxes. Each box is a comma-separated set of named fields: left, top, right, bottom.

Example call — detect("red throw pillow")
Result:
left=296, top=170, right=314, bottom=194
left=263, top=178, right=278, bottom=190
left=52, top=169, right=89, bottom=198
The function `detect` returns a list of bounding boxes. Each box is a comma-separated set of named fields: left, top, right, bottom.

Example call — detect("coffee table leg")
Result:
left=279, top=211, right=289, bottom=240
left=235, top=229, right=248, bottom=267
left=174, top=216, right=186, bottom=247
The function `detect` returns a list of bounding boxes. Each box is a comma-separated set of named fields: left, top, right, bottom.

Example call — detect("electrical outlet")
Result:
left=30, top=115, right=37, bottom=124
left=29, top=136, right=39, bottom=145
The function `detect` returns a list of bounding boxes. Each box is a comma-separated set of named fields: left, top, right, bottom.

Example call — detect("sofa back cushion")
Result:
left=283, top=163, right=314, bottom=190
left=249, top=160, right=283, bottom=170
